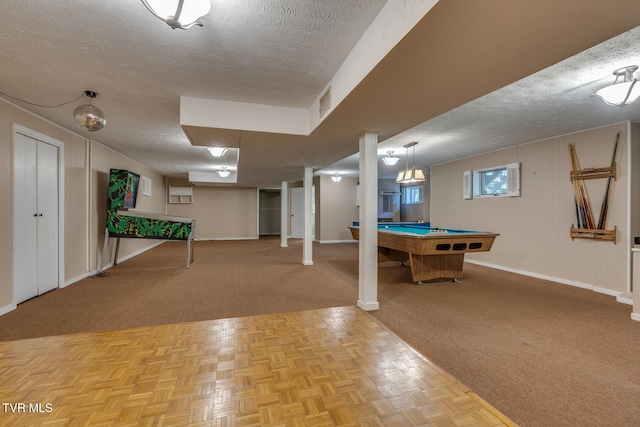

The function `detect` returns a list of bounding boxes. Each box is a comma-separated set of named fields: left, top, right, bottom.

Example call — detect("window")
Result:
left=480, top=167, right=508, bottom=196
left=402, top=185, right=423, bottom=204
left=469, top=163, right=520, bottom=198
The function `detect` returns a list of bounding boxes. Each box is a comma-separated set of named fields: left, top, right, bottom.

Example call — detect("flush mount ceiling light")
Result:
left=331, top=172, right=342, bottom=183
left=396, top=142, right=427, bottom=184
left=141, top=0, right=211, bottom=30
left=217, top=166, right=231, bottom=178
left=207, top=147, right=227, bottom=157
left=73, top=91, right=106, bottom=131
left=382, top=151, right=400, bottom=166
left=594, top=65, right=640, bottom=106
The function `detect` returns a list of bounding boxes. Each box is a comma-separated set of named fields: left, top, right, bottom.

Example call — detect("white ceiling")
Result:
left=2, top=1, right=640, bottom=187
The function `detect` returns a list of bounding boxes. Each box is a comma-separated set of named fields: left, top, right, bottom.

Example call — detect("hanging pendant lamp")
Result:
left=396, top=142, right=426, bottom=183
left=73, top=91, right=106, bottom=132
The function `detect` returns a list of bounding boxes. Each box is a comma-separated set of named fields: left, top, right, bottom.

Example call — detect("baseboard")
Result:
left=616, top=292, right=633, bottom=305
left=0, top=303, right=17, bottom=316
left=465, top=259, right=628, bottom=302
left=64, top=271, right=97, bottom=288
left=195, top=237, right=259, bottom=241
left=631, top=313, right=640, bottom=322
left=357, top=300, right=380, bottom=311
left=316, top=239, right=358, bottom=244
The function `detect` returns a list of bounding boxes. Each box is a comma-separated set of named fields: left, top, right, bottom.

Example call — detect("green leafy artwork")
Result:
left=106, top=169, right=193, bottom=240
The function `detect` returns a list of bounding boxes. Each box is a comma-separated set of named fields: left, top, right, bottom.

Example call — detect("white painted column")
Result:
left=280, top=181, right=288, bottom=248
left=357, top=132, right=379, bottom=311
left=302, top=167, right=314, bottom=265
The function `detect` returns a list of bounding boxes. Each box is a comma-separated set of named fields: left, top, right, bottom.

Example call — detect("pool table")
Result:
left=348, top=223, right=499, bottom=283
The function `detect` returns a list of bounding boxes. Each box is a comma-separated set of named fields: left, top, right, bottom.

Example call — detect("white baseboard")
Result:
left=616, top=292, right=633, bottom=305
left=631, top=313, right=640, bottom=322
left=316, top=239, right=358, bottom=244
left=465, top=259, right=628, bottom=302
left=195, top=237, right=259, bottom=241
left=0, top=304, right=17, bottom=316
left=64, top=271, right=98, bottom=288
left=357, top=300, right=380, bottom=311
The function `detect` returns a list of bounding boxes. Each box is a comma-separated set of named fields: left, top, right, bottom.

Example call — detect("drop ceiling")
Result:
left=2, top=0, right=640, bottom=187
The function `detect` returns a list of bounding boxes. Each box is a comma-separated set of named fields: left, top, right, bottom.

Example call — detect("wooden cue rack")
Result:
left=568, top=141, right=617, bottom=244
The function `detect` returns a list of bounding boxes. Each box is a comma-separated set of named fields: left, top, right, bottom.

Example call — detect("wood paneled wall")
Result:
left=431, top=122, right=631, bottom=295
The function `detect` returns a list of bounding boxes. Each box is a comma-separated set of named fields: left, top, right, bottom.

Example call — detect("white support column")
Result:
left=357, top=132, right=379, bottom=311
left=302, top=167, right=314, bottom=265
left=280, top=181, right=288, bottom=248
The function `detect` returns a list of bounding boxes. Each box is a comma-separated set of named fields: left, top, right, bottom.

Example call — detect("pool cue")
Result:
left=570, top=144, right=595, bottom=229
left=569, top=145, right=584, bottom=228
left=597, top=132, right=620, bottom=230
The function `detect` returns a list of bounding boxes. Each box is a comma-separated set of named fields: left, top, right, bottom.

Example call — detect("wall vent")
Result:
left=319, top=87, right=331, bottom=118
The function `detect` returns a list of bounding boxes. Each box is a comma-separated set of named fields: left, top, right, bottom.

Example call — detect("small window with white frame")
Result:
left=402, top=185, right=423, bottom=204
left=469, top=163, right=520, bottom=198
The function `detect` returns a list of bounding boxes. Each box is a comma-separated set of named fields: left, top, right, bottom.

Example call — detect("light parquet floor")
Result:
left=0, top=306, right=516, bottom=427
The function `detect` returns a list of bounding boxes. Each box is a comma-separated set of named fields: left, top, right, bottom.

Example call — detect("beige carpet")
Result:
left=2, top=238, right=640, bottom=426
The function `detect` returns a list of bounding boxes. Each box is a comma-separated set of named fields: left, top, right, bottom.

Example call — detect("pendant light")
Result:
left=73, top=91, right=106, bottom=132
left=396, top=142, right=426, bottom=183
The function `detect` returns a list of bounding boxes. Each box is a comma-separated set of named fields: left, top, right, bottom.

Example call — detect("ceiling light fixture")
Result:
left=331, top=172, right=342, bottom=183
left=217, top=166, right=231, bottom=178
left=141, top=0, right=211, bottom=30
left=382, top=151, right=400, bottom=166
left=207, top=147, right=227, bottom=157
left=594, top=65, right=640, bottom=106
left=73, top=91, right=106, bottom=132
left=396, top=142, right=427, bottom=184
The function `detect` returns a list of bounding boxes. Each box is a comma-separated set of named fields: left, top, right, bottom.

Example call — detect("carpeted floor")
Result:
left=2, top=238, right=640, bottom=426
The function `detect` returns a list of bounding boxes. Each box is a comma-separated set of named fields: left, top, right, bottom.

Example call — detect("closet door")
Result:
left=36, top=141, right=59, bottom=294
left=13, top=133, right=59, bottom=303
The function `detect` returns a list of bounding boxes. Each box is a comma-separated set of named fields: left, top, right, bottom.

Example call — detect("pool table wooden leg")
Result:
left=408, top=253, right=465, bottom=282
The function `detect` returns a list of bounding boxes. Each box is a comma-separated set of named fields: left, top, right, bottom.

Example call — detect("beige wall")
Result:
left=431, top=122, right=630, bottom=295
left=315, top=176, right=359, bottom=242
left=166, top=179, right=258, bottom=239
left=0, top=99, right=168, bottom=313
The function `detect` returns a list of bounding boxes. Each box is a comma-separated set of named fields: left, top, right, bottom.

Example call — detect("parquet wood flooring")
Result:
left=0, top=306, right=516, bottom=426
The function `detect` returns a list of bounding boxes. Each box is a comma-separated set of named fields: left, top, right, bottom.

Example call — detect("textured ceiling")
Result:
left=2, top=1, right=640, bottom=187
left=333, top=25, right=640, bottom=179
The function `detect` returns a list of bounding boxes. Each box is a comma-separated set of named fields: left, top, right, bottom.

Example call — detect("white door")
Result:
left=13, top=133, right=59, bottom=303
left=290, top=186, right=315, bottom=239
left=290, top=187, right=304, bottom=238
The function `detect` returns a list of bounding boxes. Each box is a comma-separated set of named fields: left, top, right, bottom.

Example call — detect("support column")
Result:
left=280, top=181, right=288, bottom=248
left=357, top=132, right=379, bottom=311
left=302, top=166, right=314, bottom=265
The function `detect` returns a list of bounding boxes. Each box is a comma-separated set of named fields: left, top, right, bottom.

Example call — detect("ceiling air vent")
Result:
left=319, top=87, right=331, bottom=118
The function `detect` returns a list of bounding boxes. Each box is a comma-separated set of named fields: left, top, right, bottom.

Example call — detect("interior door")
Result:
left=13, top=133, right=59, bottom=303
left=13, top=133, right=38, bottom=303
left=37, top=141, right=59, bottom=294
left=290, top=187, right=304, bottom=238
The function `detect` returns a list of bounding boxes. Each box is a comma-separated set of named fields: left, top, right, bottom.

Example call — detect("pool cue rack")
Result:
left=568, top=133, right=619, bottom=244
left=569, top=224, right=616, bottom=243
